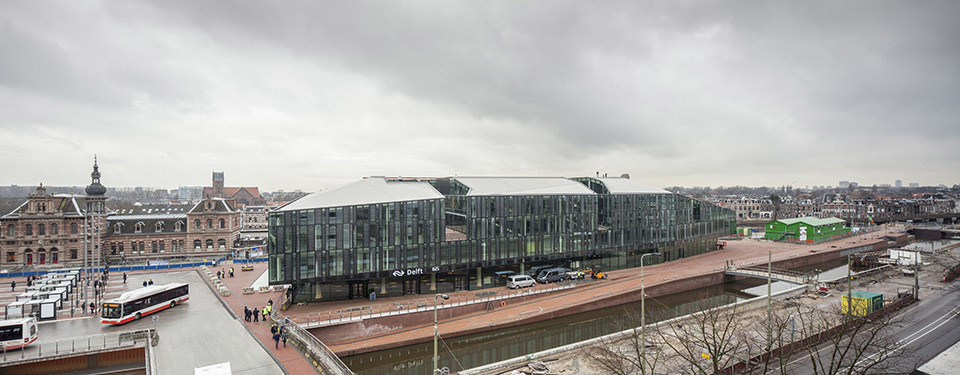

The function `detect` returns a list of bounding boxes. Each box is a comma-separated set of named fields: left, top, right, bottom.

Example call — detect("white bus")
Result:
left=101, top=283, right=189, bottom=325
left=0, top=317, right=38, bottom=351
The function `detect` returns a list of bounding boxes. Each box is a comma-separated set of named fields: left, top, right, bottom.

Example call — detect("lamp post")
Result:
left=434, top=293, right=449, bottom=374
left=640, top=252, right=661, bottom=368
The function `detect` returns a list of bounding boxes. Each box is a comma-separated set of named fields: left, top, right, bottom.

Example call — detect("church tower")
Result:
left=213, top=172, right=224, bottom=197
left=85, top=156, right=108, bottom=213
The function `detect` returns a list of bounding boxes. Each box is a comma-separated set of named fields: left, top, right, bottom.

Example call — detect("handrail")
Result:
left=0, top=328, right=155, bottom=365
left=270, top=309, right=355, bottom=375
left=286, top=282, right=578, bottom=329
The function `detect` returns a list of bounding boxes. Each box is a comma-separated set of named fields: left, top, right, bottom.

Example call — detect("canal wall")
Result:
left=320, top=233, right=912, bottom=356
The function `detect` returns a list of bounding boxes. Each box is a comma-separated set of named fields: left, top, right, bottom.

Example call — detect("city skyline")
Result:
left=1, top=2, right=958, bottom=191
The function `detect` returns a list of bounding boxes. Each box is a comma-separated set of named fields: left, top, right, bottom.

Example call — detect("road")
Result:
left=789, top=277, right=960, bottom=374
left=7, top=270, right=283, bottom=375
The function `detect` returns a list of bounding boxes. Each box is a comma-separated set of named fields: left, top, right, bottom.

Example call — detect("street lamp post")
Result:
left=434, top=293, right=450, bottom=374
left=640, top=252, right=661, bottom=368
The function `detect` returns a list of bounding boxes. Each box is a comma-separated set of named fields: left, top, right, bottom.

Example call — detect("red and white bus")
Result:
left=101, top=283, right=189, bottom=325
left=0, top=317, right=38, bottom=351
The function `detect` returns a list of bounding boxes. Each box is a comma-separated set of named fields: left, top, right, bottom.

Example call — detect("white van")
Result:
left=506, top=275, right=536, bottom=289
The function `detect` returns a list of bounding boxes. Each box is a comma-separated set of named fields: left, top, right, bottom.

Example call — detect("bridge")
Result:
left=724, top=264, right=812, bottom=285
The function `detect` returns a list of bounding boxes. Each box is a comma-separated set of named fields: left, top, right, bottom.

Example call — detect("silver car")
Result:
left=507, top=275, right=536, bottom=289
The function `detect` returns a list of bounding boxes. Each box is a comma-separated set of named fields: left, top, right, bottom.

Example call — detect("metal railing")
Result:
left=286, top=282, right=578, bottom=328
left=1, top=328, right=155, bottom=365
left=270, top=310, right=355, bottom=375
left=726, top=265, right=811, bottom=285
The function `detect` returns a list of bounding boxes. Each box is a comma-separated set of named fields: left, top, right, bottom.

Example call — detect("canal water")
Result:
left=341, top=257, right=853, bottom=375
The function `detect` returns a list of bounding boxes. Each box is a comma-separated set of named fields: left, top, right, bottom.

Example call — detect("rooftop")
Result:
left=776, top=217, right=847, bottom=226
left=454, top=177, right=596, bottom=196
left=279, top=178, right=444, bottom=211
left=595, top=177, right=671, bottom=194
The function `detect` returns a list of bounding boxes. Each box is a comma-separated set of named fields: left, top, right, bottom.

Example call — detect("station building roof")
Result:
left=595, top=177, right=671, bottom=194
left=453, top=177, right=596, bottom=196
left=279, top=178, right=444, bottom=212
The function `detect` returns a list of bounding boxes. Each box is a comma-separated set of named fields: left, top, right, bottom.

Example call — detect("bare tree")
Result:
left=656, top=298, right=748, bottom=374
left=792, top=302, right=919, bottom=375
left=586, top=309, right=672, bottom=375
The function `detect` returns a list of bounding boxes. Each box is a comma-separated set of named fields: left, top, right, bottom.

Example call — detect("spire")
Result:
left=85, top=156, right=107, bottom=196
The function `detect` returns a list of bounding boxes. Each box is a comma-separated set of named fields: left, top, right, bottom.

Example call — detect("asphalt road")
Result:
left=10, top=270, right=283, bottom=375
left=789, top=277, right=960, bottom=374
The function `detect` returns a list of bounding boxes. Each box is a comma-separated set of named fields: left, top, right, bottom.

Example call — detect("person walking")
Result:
left=280, top=329, right=288, bottom=348
left=148, top=279, right=153, bottom=286
left=10, top=280, right=15, bottom=291
left=216, top=270, right=221, bottom=279
left=123, top=273, right=127, bottom=283
left=143, top=280, right=148, bottom=287
left=89, top=302, right=95, bottom=314
left=270, top=324, right=278, bottom=335
left=253, top=308, right=260, bottom=323
left=272, top=331, right=281, bottom=349
left=229, top=267, right=234, bottom=277
left=263, top=306, right=269, bottom=322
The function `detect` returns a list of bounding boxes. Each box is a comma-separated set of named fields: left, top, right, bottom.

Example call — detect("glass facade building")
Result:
left=269, top=177, right=735, bottom=301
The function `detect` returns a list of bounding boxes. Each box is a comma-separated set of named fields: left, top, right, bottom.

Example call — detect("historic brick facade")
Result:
left=0, top=163, right=242, bottom=267
left=202, top=172, right=265, bottom=206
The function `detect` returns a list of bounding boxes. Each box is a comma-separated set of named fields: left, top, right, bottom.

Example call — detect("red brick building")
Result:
left=203, top=172, right=265, bottom=207
left=0, top=161, right=242, bottom=268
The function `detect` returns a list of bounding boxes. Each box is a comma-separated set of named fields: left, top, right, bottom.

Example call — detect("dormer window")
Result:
left=114, top=223, right=122, bottom=234
left=155, top=222, right=164, bottom=232
left=175, top=221, right=182, bottom=232
left=134, top=222, right=144, bottom=233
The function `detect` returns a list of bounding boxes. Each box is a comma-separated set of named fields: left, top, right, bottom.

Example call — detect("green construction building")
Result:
left=764, top=217, right=850, bottom=243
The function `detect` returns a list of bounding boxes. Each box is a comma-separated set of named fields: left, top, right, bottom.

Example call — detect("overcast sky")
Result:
left=1, top=1, right=958, bottom=192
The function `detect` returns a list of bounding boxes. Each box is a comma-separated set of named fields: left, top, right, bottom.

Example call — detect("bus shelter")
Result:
left=39, top=296, right=60, bottom=320
left=16, top=291, right=40, bottom=302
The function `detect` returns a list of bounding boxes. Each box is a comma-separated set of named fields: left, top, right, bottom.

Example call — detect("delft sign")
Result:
left=392, top=266, right=441, bottom=277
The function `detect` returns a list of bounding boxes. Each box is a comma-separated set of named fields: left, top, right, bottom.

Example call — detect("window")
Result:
left=218, top=218, right=225, bottom=229
left=25, top=224, right=32, bottom=236
left=206, top=239, right=213, bottom=249
left=194, top=240, right=202, bottom=249
left=70, top=222, right=78, bottom=234
left=206, top=219, right=213, bottom=229
left=159, top=241, right=165, bottom=252
left=38, top=224, right=45, bottom=236
left=6, top=225, right=13, bottom=237
left=6, top=252, right=14, bottom=262
left=134, top=222, right=143, bottom=233
left=51, top=224, right=58, bottom=235
left=70, top=249, right=78, bottom=259
left=218, top=239, right=226, bottom=248
left=195, top=219, right=201, bottom=229
left=152, top=241, right=158, bottom=253
left=175, top=221, right=182, bottom=232
left=114, top=223, right=122, bottom=234
left=155, top=222, right=164, bottom=232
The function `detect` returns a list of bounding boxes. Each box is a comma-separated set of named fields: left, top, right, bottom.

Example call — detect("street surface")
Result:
left=11, top=270, right=282, bottom=375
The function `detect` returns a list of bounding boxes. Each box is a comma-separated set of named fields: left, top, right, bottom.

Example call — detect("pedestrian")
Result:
left=270, top=325, right=278, bottom=335
left=263, top=306, right=269, bottom=321
left=273, top=332, right=281, bottom=349
left=123, top=273, right=127, bottom=283
left=89, top=302, right=95, bottom=314
left=143, top=280, right=148, bottom=287
left=253, top=308, right=260, bottom=323
left=148, top=279, right=153, bottom=286
left=281, top=330, right=287, bottom=348
left=268, top=298, right=273, bottom=307
left=216, top=270, right=221, bottom=279
left=27, top=278, right=32, bottom=288
left=230, top=267, right=234, bottom=277
left=10, top=280, right=14, bottom=291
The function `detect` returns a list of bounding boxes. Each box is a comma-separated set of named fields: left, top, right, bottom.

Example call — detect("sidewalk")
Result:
left=214, top=263, right=321, bottom=374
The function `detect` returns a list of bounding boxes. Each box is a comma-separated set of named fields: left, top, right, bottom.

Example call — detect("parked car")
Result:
left=536, top=267, right=569, bottom=284
left=525, top=265, right=555, bottom=278
left=506, top=275, right=536, bottom=289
